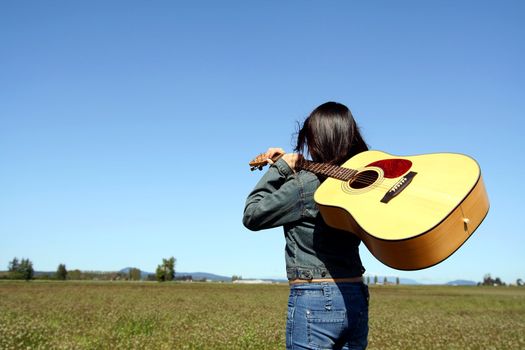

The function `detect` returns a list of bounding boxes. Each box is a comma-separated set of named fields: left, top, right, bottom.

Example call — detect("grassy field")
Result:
left=0, top=281, right=524, bottom=349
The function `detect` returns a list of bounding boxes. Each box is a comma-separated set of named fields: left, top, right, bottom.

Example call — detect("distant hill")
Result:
left=118, top=268, right=232, bottom=282
left=33, top=271, right=56, bottom=277
left=397, top=277, right=420, bottom=285
left=177, top=272, right=231, bottom=282
left=119, top=267, right=151, bottom=279
left=446, top=279, right=477, bottom=286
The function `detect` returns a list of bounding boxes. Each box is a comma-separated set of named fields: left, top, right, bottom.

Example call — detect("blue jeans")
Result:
left=286, top=282, right=369, bottom=350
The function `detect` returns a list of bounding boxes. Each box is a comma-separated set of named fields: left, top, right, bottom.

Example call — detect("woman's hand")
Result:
left=282, top=153, right=302, bottom=170
left=264, top=148, right=286, bottom=164
left=263, top=148, right=302, bottom=171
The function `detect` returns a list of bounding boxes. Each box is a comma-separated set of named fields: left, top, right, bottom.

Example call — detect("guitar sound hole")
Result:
left=349, top=170, right=378, bottom=189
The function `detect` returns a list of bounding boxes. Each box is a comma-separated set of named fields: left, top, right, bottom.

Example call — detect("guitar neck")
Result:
left=249, top=153, right=358, bottom=181
left=297, top=160, right=357, bottom=181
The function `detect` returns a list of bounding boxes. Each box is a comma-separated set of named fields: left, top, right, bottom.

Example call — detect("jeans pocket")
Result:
left=306, top=309, right=346, bottom=348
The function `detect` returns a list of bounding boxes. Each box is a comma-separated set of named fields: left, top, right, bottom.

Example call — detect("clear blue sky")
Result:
left=1, top=1, right=523, bottom=284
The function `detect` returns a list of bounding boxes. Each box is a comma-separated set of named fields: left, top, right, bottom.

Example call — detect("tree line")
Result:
left=365, top=275, right=401, bottom=285
left=478, top=273, right=518, bottom=286
left=3, top=258, right=523, bottom=286
left=1, top=256, right=181, bottom=282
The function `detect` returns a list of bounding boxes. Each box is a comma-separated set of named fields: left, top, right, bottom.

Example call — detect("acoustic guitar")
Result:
left=249, top=150, right=489, bottom=270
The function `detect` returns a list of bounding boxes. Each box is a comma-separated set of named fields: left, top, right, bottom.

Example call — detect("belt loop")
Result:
left=321, top=282, right=332, bottom=310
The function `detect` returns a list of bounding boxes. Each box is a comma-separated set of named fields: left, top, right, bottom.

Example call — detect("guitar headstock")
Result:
left=249, top=153, right=283, bottom=171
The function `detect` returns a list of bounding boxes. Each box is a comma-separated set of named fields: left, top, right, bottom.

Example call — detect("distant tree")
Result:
left=383, top=277, right=388, bottom=285
left=8, top=257, right=20, bottom=273
left=232, top=275, right=242, bottom=282
left=517, top=278, right=523, bottom=286
left=482, top=273, right=494, bottom=286
left=366, top=276, right=370, bottom=285
left=19, top=259, right=34, bottom=281
left=165, top=257, right=175, bottom=281
left=156, top=265, right=166, bottom=282
left=8, top=257, right=21, bottom=279
left=396, top=277, right=400, bottom=285
left=481, top=274, right=505, bottom=286
left=374, top=275, right=378, bottom=285
left=56, top=264, right=68, bottom=280
left=156, top=257, right=176, bottom=282
left=8, top=257, right=33, bottom=280
left=129, top=268, right=141, bottom=281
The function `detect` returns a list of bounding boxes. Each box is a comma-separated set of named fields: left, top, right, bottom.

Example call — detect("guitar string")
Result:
left=252, top=158, right=411, bottom=186
left=252, top=163, right=458, bottom=207
left=299, top=164, right=436, bottom=193
left=260, top=164, right=462, bottom=199
left=252, top=159, right=464, bottom=197
left=298, top=164, right=463, bottom=197
left=301, top=167, right=411, bottom=191
left=254, top=166, right=462, bottom=208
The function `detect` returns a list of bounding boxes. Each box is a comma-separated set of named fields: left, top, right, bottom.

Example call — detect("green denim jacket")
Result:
left=243, top=158, right=365, bottom=280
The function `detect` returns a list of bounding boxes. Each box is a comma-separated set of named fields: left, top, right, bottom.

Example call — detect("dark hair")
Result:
left=295, top=101, right=368, bottom=165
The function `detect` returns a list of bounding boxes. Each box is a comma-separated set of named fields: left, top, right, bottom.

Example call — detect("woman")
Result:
left=243, top=101, right=370, bottom=350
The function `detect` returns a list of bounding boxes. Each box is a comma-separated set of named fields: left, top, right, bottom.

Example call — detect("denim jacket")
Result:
left=243, top=158, right=365, bottom=280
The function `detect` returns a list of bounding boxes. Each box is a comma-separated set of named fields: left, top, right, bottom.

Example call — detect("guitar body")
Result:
left=314, top=150, right=489, bottom=270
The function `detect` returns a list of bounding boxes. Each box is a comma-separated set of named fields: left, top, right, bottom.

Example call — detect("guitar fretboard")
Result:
left=298, top=160, right=357, bottom=181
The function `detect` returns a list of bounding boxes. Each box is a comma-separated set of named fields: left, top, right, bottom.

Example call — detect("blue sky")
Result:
left=1, top=1, right=523, bottom=284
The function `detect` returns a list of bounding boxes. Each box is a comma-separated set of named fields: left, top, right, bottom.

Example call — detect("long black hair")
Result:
left=295, top=102, right=368, bottom=165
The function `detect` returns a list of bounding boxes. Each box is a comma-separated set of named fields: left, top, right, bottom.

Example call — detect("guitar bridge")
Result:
left=380, top=171, right=417, bottom=204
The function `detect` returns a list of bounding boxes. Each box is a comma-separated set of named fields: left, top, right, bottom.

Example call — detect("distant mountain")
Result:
left=33, top=271, right=55, bottom=277
left=177, top=272, right=231, bottom=282
left=397, top=278, right=420, bottom=285
left=446, top=279, right=477, bottom=286
left=118, top=268, right=234, bottom=281
left=119, top=267, right=152, bottom=279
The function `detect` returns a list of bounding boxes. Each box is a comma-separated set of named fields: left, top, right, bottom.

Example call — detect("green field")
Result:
left=0, top=281, right=524, bottom=349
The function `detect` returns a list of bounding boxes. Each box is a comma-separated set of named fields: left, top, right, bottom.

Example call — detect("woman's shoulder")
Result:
left=296, top=170, right=320, bottom=188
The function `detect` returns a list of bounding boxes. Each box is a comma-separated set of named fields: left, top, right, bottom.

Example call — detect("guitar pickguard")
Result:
left=366, top=158, right=412, bottom=178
